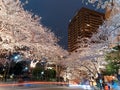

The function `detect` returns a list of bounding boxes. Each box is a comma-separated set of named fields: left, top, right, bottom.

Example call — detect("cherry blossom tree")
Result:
left=0, top=0, right=68, bottom=64
left=63, top=0, right=120, bottom=81
left=63, top=44, right=106, bottom=81
left=71, top=0, right=120, bottom=79
left=57, top=0, right=120, bottom=82
left=88, top=0, right=120, bottom=49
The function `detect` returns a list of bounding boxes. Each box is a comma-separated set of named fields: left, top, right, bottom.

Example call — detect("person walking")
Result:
left=104, top=83, right=110, bottom=90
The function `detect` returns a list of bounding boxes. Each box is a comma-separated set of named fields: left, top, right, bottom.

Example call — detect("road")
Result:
left=0, top=87, right=86, bottom=90
left=0, top=81, right=94, bottom=90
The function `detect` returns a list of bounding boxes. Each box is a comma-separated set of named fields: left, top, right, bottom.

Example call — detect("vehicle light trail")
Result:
left=0, top=81, right=68, bottom=87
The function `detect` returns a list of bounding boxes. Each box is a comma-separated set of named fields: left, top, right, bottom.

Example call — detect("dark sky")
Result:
left=20, top=0, right=105, bottom=50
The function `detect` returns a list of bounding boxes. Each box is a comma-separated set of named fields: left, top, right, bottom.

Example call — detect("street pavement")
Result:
left=0, top=82, right=93, bottom=90
left=0, top=86, right=86, bottom=90
left=0, top=81, right=96, bottom=90
left=1, top=81, right=120, bottom=90
left=0, top=87, right=85, bottom=90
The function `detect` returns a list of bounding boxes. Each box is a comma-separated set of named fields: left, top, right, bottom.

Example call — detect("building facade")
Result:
left=68, top=7, right=105, bottom=52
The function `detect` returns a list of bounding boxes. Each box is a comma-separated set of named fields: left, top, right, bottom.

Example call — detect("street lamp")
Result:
left=30, top=60, right=39, bottom=68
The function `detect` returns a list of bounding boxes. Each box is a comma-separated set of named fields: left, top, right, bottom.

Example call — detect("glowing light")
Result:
left=86, top=24, right=90, bottom=27
left=14, top=55, right=19, bottom=60
left=41, top=71, right=44, bottom=75
left=30, top=60, right=39, bottom=68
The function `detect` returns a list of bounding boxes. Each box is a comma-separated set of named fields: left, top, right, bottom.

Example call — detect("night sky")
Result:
left=20, top=0, right=105, bottom=50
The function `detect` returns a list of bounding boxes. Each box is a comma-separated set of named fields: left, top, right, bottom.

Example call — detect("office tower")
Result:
left=68, top=7, right=105, bottom=52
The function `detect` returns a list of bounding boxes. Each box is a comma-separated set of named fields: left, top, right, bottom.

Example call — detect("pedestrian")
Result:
left=104, top=83, right=110, bottom=90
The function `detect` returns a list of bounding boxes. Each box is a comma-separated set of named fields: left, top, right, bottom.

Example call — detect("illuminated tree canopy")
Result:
left=64, top=0, right=120, bottom=80
left=0, top=0, right=68, bottom=63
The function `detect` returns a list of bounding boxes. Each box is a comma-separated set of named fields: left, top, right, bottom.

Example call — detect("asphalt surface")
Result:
left=0, top=86, right=85, bottom=90
left=0, top=81, right=94, bottom=90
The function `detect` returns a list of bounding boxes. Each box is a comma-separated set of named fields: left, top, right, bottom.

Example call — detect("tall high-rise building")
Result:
left=68, top=7, right=105, bottom=52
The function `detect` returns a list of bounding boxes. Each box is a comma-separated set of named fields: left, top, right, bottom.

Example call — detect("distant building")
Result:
left=68, top=7, right=105, bottom=52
